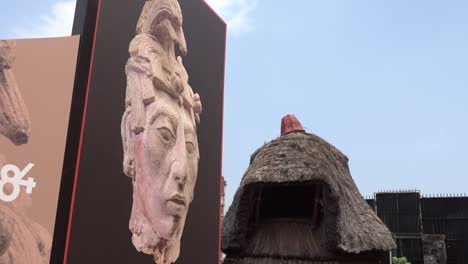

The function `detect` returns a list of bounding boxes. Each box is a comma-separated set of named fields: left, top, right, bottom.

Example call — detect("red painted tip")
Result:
left=281, top=114, right=305, bottom=135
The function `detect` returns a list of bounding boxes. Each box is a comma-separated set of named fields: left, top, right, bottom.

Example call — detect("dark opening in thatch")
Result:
left=256, top=182, right=324, bottom=224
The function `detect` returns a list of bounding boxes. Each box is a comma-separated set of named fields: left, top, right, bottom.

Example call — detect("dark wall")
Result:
left=375, top=192, right=422, bottom=234
left=64, top=0, right=226, bottom=263
left=367, top=193, right=468, bottom=264
left=421, top=198, right=468, bottom=264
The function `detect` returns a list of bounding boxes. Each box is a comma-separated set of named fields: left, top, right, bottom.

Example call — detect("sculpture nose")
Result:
left=177, top=26, right=187, bottom=56
left=171, top=131, right=188, bottom=187
left=12, top=129, right=28, bottom=145
left=172, top=160, right=187, bottom=186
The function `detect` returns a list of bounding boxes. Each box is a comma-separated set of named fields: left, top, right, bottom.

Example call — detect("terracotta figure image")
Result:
left=0, top=40, right=52, bottom=264
left=121, top=0, right=202, bottom=263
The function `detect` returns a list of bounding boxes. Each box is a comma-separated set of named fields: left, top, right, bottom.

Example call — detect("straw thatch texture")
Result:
left=243, top=218, right=332, bottom=258
left=224, top=256, right=380, bottom=264
left=222, top=132, right=396, bottom=256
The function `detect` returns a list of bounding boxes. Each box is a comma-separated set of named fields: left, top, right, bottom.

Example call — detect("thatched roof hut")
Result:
left=222, top=115, right=396, bottom=263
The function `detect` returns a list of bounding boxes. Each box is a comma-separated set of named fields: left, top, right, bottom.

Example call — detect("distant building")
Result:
left=365, top=191, right=468, bottom=264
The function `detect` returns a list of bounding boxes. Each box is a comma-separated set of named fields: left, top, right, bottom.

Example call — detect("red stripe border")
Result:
left=63, top=0, right=102, bottom=262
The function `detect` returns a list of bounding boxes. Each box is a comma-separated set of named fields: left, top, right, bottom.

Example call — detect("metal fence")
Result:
left=375, top=192, right=422, bottom=234
left=421, top=197, right=468, bottom=264
left=365, top=192, right=468, bottom=264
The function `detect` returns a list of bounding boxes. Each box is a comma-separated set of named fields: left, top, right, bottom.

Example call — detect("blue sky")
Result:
left=1, top=0, right=467, bottom=208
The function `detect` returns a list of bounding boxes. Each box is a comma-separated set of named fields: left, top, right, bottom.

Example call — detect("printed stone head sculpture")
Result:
left=0, top=40, right=51, bottom=264
left=121, top=1, right=202, bottom=263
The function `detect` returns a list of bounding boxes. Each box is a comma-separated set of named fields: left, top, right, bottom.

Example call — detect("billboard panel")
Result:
left=0, top=36, right=80, bottom=264
left=64, top=0, right=226, bottom=263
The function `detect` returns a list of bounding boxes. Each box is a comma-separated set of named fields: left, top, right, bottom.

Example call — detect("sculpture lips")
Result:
left=168, top=194, right=186, bottom=207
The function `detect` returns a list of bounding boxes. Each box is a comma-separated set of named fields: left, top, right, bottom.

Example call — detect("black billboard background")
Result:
left=65, top=0, right=225, bottom=263
left=50, top=0, right=99, bottom=262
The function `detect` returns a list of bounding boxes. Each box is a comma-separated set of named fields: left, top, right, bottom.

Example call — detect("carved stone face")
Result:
left=131, top=87, right=199, bottom=240
left=122, top=1, right=202, bottom=262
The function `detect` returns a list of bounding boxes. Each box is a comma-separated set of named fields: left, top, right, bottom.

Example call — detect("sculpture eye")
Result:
left=157, top=127, right=174, bottom=143
left=186, top=141, right=195, bottom=154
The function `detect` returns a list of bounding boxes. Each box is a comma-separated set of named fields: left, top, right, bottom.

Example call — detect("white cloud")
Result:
left=204, top=0, right=258, bottom=36
left=12, top=0, right=256, bottom=38
left=14, top=0, right=76, bottom=38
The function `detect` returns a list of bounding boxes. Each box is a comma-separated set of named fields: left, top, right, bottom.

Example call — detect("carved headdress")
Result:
left=121, top=0, right=202, bottom=177
left=136, top=0, right=187, bottom=55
